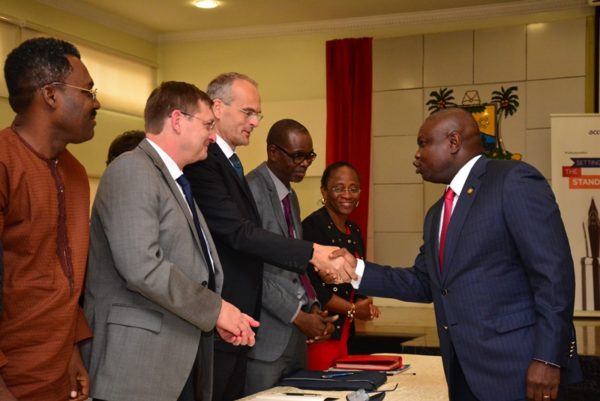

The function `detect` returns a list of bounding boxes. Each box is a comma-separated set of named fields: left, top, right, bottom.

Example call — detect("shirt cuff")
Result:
left=351, top=259, right=365, bottom=289
left=289, top=302, right=303, bottom=323
left=532, top=358, right=561, bottom=368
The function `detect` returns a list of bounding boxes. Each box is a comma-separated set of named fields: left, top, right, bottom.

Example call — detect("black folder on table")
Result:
left=276, top=370, right=387, bottom=391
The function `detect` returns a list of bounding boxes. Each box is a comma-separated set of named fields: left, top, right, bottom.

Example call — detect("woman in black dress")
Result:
left=303, top=161, right=380, bottom=370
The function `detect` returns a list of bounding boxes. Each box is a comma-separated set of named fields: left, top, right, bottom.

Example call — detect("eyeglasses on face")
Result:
left=273, top=144, right=317, bottom=165
left=180, top=111, right=216, bottom=131
left=329, top=185, right=361, bottom=194
left=218, top=99, right=264, bottom=122
left=49, top=82, right=98, bottom=101
left=238, top=108, right=264, bottom=122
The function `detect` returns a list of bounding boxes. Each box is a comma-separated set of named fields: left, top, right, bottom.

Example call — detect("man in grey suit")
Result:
left=83, top=81, right=258, bottom=401
left=244, top=119, right=337, bottom=395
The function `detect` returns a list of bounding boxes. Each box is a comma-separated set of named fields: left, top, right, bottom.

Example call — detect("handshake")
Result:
left=310, top=245, right=358, bottom=284
left=217, top=245, right=358, bottom=349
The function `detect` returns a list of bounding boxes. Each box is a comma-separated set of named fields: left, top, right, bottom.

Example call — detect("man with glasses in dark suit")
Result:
left=184, top=73, right=355, bottom=400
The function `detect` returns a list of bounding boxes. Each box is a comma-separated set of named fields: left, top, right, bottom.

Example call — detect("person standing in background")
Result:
left=303, top=161, right=380, bottom=370
left=0, top=37, right=100, bottom=401
left=105, top=129, right=145, bottom=165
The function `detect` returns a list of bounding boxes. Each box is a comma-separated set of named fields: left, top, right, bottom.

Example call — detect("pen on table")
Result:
left=321, top=372, right=355, bottom=378
left=285, top=393, right=321, bottom=396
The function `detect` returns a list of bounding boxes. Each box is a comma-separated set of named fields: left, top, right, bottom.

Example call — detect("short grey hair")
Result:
left=206, top=72, right=258, bottom=103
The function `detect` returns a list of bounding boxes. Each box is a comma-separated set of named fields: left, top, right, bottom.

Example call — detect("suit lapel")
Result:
left=138, top=140, right=202, bottom=248
left=211, top=144, right=260, bottom=217
left=441, top=157, right=488, bottom=282
left=258, top=164, right=289, bottom=236
left=427, top=197, right=444, bottom=283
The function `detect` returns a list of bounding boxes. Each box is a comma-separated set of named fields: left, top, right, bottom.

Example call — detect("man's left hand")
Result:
left=68, top=345, right=90, bottom=401
left=526, top=360, right=560, bottom=401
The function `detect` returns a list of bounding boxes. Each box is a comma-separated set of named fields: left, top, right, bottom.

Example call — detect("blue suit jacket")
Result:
left=360, top=158, right=582, bottom=400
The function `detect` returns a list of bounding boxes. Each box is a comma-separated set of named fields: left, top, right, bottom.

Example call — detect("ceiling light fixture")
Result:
left=193, top=0, right=220, bottom=9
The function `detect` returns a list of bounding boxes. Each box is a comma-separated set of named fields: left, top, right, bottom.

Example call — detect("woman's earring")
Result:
left=320, top=197, right=325, bottom=205
left=355, top=200, right=360, bottom=207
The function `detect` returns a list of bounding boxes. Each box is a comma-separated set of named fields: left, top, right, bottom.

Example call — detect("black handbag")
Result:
left=276, top=370, right=387, bottom=391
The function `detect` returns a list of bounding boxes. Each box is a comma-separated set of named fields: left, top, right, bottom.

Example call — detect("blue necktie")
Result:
left=229, top=153, right=244, bottom=179
left=176, top=175, right=215, bottom=291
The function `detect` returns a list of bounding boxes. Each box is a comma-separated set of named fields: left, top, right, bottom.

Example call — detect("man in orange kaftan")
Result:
left=0, top=37, right=100, bottom=401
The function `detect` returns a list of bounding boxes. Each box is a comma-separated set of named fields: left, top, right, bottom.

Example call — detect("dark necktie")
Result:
left=439, top=187, right=456, bottom=271
left=282, top=194, right=317, bottom=301
left=176, top=175, right=215, bottom=290
left=229, top=153, right=244, bottom=179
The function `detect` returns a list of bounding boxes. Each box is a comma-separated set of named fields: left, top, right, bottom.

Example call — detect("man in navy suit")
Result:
left=333, top=108, right=582, bottom=401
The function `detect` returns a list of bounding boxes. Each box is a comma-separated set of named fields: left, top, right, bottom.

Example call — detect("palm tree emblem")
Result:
left=490, top=86, right=521, bottom=160
left=426, top=88, right=457, bottom=112
left=491, top=86, right=519, bottom=119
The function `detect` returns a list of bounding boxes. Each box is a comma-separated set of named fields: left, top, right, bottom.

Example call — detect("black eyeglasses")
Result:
left=273, top=144, right=317, bottom=165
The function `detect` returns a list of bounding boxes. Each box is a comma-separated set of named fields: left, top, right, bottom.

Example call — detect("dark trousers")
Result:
left=212, top=347, right=249, bottom=401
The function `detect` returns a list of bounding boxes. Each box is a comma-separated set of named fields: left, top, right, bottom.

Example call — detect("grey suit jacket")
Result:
left=246, top=162, right=313, bottom=362
left=83, top=139, right=224, bottom=401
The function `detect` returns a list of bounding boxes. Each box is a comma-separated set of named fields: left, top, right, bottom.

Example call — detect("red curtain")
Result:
left=326, top=37, right=373, bottom=250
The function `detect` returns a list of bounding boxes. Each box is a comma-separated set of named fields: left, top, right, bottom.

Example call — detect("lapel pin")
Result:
left=467, top=187, right=474, bottom=195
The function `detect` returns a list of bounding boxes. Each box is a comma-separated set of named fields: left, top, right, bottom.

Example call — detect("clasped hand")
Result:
left=216, top=300, right=260, bottom=346
left=311, top=245, right=357, bottom=284
left=294, top=306, right=338, bottom=343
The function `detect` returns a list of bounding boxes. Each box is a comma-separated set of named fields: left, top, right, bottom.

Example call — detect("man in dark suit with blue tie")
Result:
left=332, top=108, right=582, bottom=401
left=184, top=73, right=353, bottom=400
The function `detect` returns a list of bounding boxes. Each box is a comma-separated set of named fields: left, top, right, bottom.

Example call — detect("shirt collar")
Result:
left=266, top=165, right=292, bottom=202
left=216, top=134, right=235, bottom=159
left=448, top=154, right=482, bottom=197
left=146, top=138, right=184, bottom=181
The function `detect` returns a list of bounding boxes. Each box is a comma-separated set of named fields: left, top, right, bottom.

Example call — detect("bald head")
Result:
left=428, top=108, right=483, bottom=153
left=414, top=108, right=484, bottom=184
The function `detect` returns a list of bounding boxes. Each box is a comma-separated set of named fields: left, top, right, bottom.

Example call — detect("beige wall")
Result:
left=1, top=0, right=156, bottom=62
left=0, top=0, right=155, bottom=179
